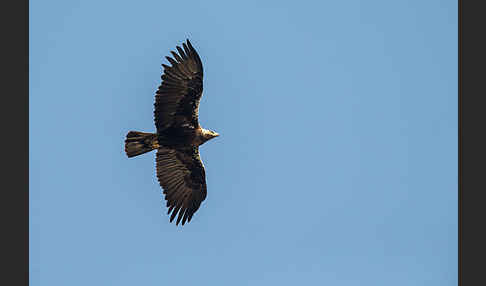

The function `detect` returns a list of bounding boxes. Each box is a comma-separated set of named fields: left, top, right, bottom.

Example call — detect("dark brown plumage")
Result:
left=124, top=39, right=219, bottom=226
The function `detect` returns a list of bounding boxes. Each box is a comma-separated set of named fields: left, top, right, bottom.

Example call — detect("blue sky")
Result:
left=30, top=0, right=457, bottom=285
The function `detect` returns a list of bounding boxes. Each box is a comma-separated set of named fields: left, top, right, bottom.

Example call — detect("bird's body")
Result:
left=158, top=125, right=218, bottom=148
left=124, top=39, right=218, bottom=226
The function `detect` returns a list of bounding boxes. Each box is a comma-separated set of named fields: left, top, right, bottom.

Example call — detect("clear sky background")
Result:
left=30, top=0, right=457, bottom=285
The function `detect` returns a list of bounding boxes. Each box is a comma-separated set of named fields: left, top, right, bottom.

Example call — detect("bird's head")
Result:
left=201, top=129, right=219, bottom=144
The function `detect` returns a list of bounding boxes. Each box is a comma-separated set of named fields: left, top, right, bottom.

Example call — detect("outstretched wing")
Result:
left=156, top=147, right=207, bottom=226
left=154, top=39, right=204, bottom=132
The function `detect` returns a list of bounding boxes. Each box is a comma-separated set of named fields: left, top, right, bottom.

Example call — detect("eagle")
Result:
left=124, top=39, right=219, bottom=226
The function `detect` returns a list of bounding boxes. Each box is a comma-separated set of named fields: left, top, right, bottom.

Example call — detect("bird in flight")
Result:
left=124, top=39, right=219, bottom=226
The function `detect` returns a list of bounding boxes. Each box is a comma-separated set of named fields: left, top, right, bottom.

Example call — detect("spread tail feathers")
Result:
left=124, top=131, right=159, bottom=158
